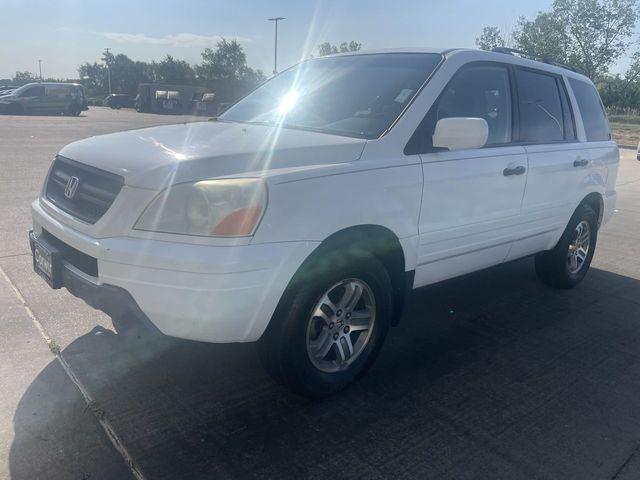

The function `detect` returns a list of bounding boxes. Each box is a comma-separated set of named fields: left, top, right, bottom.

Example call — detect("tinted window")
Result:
left=406, top=64, right=512, bottom=153
left=46, top=86, right=70, bottom=98
left=435, top=65, right=512, bottom=145
left=19, top=86, right=44, bottom=97
left=221, top=53, right=442, bottom=139
left=569, top=78, right=610, bottom=141
left=516, top=69, right=565, bottom=143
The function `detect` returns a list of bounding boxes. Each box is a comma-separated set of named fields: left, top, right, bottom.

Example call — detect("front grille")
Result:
left=41, top=229, right=98, bottom=277
left=45, top=156, right=124, bottom=224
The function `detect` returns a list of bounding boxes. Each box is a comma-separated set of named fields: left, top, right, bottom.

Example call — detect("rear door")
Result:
left=44, top=85, right=70, bottom=114
left=411, top=62, right=529, bottom=287
left=509, top=68, right=583, bottom=260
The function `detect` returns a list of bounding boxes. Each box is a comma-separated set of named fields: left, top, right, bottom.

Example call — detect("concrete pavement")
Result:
left=1, top=108, right=640, bottom=479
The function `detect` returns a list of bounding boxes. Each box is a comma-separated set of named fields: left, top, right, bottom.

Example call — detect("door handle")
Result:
left=573, top=159, right=589, bottom=167
left=503, top=165, right=526, bottom=176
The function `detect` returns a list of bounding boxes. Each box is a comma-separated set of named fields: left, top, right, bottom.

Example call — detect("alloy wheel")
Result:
left=306, top=278, right=376, bottom=373
left=567, top=220, right=591, bottom=274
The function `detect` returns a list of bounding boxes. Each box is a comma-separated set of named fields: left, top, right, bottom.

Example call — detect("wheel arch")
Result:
left=579, top=192, right=604, bottom=228
left=286, top=224, right=412, bottom=326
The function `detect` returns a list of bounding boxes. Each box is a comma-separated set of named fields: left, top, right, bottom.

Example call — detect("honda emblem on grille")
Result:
left=64, top=176, right=80, bottom=199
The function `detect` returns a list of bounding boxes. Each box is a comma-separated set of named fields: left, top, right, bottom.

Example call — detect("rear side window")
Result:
left=569, top=78, right=610, bottom=141
left=515, top=69, right=568, bottom=143
left=46, top=86, right=69, bottom=98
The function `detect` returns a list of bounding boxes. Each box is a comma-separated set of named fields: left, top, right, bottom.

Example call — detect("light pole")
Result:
left=104, top=47, right=112, bottom=94
left=38, top=60, right=42, bottom=80
left=268, top=17, right=285, bottom=75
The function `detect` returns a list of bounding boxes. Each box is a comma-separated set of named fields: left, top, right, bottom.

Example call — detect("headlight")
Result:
left=134, top=178, right=267, bottom=237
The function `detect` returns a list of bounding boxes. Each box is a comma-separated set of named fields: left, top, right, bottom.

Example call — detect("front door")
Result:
left=411, top=63, right=528, bottom=287
left=17, top=85, right=45, bottom=113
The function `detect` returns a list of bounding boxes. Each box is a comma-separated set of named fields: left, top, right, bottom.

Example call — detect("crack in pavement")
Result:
left=0, top=264, right=145, bottom=480
left=611, top=442, right=640, bottom=480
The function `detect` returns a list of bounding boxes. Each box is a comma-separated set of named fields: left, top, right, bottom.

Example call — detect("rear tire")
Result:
left=258, top=251, right=392, bottom=397
left=66, top=103, right=81, bottom=116
left=535, top=204, right=598, bottom=289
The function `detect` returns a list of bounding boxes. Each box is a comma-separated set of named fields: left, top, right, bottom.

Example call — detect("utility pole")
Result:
left=268, top=17, right=285, bottom=75
left=103, top=47, right=112, bottom=94
left=38, top=60, right=42, bottom=80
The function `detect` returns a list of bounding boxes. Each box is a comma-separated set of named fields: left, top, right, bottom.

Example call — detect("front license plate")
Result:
left=31, top=235, right=62, bottom=289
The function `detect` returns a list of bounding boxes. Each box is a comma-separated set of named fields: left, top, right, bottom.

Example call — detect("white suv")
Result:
left=30, top=48, right=618, bottom=396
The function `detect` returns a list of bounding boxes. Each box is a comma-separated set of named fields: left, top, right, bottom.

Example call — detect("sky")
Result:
left=0, top=0, right=635, bottom=80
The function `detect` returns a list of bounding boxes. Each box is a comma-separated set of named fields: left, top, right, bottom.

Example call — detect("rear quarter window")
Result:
left=568, top=78, right=611, bottom=142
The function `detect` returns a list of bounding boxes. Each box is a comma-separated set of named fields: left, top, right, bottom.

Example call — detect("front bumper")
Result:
left=31, top=199, right=318, bottom=343
left=29, top=230, right=161, bottom=334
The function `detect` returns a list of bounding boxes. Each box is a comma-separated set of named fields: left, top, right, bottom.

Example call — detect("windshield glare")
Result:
left=220, top=53, right=442, bottom=139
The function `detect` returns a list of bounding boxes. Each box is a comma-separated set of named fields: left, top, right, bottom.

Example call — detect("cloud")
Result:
left=58, top=28, right=250, bottom=47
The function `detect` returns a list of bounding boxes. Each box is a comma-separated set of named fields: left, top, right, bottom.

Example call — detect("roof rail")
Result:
left=490, top=47, right=586, bottom=76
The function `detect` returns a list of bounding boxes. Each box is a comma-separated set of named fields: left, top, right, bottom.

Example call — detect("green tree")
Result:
left=195, top=38, right=265, bottom=102
left=78, top=62, right=107, bottom=96
left=478, top=0, right=638, bottom=79
left=151, top=55, right=196, bottom=84
left=317, top=41, right=362, bottom=57
left=108, top=54, right=152, bottom=95
left=12, top=71, right=36, bottom=85
left=79, top=52, right=153, bottom=97
left=555, top=0, right=637, bottom=78
left=476, top=26, right=506, bottom=51
left=598, top=50, right=640, bottom=111
left=339, top=41, right=362, bottom=53
left=512, top=12, right=569, bottom=62
left=521, top=0, right=636, bottom=78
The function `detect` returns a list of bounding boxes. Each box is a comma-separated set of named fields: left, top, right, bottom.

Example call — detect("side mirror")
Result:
left=432, top=117, right=489, bottom=151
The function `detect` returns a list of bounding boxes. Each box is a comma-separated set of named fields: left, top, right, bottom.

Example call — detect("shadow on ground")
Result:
left=10, top=259, right=640, bottom=479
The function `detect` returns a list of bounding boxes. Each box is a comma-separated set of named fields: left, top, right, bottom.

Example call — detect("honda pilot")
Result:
left=29, top=48, right=618, bottom=396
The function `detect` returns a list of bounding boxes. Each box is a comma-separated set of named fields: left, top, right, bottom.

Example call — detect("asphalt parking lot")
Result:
left=1, top=107, right=640, bottom=479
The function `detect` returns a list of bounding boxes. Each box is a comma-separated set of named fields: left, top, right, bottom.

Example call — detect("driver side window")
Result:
left=19, top=86, right=45, bottom=98
left=406, top=64, right=513, bottom=154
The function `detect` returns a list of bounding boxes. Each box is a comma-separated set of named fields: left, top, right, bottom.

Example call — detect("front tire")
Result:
left=535, top=204, right=598, bottom=289
left=258, top=251, right=392, bottom=397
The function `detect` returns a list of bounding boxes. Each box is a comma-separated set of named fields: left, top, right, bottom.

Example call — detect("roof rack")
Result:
left=491, top=47, right=586, bottom=75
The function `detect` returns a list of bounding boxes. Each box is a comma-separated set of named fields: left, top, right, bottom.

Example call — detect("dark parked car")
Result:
left=0, top=82, right=88, bottom=115
left=105, top=94, right=135, bottom=109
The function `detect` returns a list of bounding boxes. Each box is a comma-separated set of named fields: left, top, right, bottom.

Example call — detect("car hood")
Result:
left=58, top=120, right=366, bottom=189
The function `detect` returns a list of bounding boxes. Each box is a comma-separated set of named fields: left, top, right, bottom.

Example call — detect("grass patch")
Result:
left=610, top=121, right=640, bottom=147
left=609, top=114, right=640, bottom=125
left=48, top=339, right=61, bottom=355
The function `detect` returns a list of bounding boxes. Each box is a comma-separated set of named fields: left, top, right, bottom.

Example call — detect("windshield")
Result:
left=220, top=53, right=442, bottom=139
